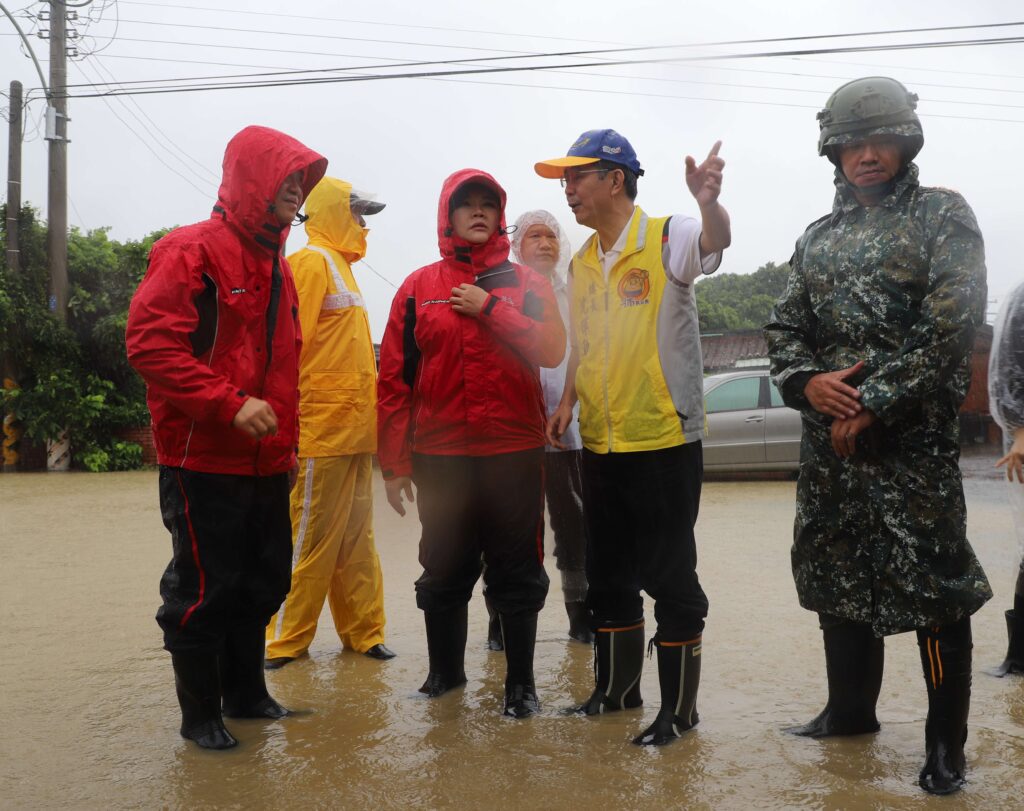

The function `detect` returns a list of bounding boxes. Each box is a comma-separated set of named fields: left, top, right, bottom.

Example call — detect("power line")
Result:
left=55, top=24, right=1024, bottom=92
left=93, top=52, right=302, bottom=71
left=61, top=35, right=1024, bottom=100
left=426, top=74, right=1024, bottom=125
left=108, top=16, right=543, bottom=55
left=73, top=58, right=212, bottom=196
left=88, top=54, right=220, bottom=183
left=115, top=0, right=633, bottom=46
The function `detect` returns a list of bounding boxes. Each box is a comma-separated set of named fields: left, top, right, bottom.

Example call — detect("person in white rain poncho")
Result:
left=988, top=281, right=1024, bottom=677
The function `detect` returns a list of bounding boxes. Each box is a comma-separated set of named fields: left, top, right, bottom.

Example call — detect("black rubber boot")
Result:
left=419, top=605, right=468, bottom=697
left=220, top=624, right=289, bottom=719
left=633, top=636, right=702, bottom=746
left=485, top=593, right=503, bottom=651
left=989, top=602, right=1024, bottom=678
left=786, top=618, right=883, bottom=737
left=570, top=620, right=644, bottom=715
left=500, top=612, right=540, bottom=718
left=171, top=651, right=238, bottom=750
left=917, top=617, right=972, bottom=796
left=566, top=602, right=595, bottom=645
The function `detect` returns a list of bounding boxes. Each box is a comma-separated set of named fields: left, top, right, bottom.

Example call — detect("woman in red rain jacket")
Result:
left=377, top=169, right=565, bottom=718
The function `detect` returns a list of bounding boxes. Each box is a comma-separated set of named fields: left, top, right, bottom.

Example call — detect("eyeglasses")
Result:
left=560, top=168, right=611, bottom=188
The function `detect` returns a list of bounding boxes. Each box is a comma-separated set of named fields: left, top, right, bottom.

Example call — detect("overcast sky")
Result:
left=2, top=0, right=1021, bottom=339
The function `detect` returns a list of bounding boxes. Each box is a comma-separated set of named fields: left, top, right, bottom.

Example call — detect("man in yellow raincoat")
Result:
left=265, top=177, right=395, bottom=667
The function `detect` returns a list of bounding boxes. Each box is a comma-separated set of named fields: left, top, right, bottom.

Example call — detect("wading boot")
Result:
left=221, top=624, right=289, bottom=719
left=566, top=602, right=594, bottom=645
left=786, top=619, right=883, bottom=737
left=988, top=602, right=1024, bottom=678
left=917, top=617, right=972, bottom=796
left=633, top=635, right=702, bottom=746
left=485, top=593, right=503, bottom=652
left=500, top=612, right=540, bottom=718
left=420, top=604, right=468, bottom=697
left=570, top=619, right=644, bottom=715
left=171, top=651, right=237, bottom=750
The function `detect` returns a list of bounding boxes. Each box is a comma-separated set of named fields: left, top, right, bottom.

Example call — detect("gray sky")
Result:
left=2, top=0, right=1021, bottom=339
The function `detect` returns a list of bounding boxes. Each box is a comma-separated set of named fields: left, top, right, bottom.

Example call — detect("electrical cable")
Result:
left=88, top=53, right=220, bottom=182
left=116, top=0, right=633, bottom=46
left=61, top=35, right=1024, bottom=99
left=74, top=58, right=212, bottom=196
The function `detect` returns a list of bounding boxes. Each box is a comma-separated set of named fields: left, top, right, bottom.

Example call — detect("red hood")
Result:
left=215, top=125, right=328, bottom=253
left=436, top=168, right=511, bottom=271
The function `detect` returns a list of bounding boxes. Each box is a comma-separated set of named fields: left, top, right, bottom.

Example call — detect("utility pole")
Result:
left=3, top=80, right=23, bottom=472
left=46, top=0, right=68, bottom=322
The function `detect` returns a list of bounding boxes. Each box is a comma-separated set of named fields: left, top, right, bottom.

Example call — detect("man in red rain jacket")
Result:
left=127, top=125, right=326, bottom=750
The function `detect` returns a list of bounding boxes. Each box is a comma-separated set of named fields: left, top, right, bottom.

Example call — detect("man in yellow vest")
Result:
left=537, top=129, right=730, bottom=745
left=265, top=177, right=395, bottom=667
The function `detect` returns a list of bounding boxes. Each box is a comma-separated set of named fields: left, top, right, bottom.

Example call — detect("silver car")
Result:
left=702, top=370, right=802, bottom=471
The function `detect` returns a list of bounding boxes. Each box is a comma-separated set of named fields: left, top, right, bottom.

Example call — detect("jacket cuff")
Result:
left=380, top=458, right=412, bottom=479
left=216, top=388, right=250, bottom=425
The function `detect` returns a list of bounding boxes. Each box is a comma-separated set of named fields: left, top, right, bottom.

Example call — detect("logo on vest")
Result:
left=617, top=268, right=650, bottom=307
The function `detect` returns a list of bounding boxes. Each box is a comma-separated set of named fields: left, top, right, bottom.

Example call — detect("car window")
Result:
left=704, top=377, right=761, bottom=413
left=769, top=380, right=786, bottom=408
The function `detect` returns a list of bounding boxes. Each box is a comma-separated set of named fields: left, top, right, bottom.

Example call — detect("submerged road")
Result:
left=1, top=457, right=1021, bottom=809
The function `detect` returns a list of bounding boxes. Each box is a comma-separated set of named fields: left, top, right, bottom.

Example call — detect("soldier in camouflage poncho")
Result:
left=764, top=77, right=992, bottom=796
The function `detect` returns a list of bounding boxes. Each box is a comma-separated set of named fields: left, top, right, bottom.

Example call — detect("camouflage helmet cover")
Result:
left=817, top=76, right=924, bottom=164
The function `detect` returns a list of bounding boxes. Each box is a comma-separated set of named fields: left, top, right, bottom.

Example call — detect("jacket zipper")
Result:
left=603, top=283, right=613, bottom=452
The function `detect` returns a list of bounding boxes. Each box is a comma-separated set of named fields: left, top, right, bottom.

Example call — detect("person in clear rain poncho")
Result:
left=988, top=281, right=1024, bottom=677
left=509, top=210, right=592, bottom=646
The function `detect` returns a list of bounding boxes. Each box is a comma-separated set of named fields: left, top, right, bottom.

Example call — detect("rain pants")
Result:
left=266, top=177, right=386, bottom=657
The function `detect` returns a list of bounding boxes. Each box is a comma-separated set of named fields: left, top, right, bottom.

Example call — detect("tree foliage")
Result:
left=694, top=261, right=792, bottom=332
left=1, top=204, right=167, bottom=471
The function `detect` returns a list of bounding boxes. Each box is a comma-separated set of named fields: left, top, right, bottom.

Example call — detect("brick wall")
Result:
left=114, top=425, right=158, bottom=466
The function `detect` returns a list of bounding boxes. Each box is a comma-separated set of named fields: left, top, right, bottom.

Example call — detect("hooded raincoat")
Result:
left=290, top=177, right=377, bottom=457
left=510, top=210, right=581, bottom=453
left=765, top=164, right=992, bottom=635
left=127, top=125, right=327, bottom=476
left=376, top=169, right=566, bottom=480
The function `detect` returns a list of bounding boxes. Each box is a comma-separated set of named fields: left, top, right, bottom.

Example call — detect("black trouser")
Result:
left=581, top=443, right=708, bottom=641
left=156, top=466, right=292, bottom=653
left=544, top=449, right=587, bottom=574
left=413, top=450, right=549, bottom=616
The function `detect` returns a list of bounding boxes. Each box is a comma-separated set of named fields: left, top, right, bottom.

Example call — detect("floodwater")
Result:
left=1, top=460, right=1022, bottom=810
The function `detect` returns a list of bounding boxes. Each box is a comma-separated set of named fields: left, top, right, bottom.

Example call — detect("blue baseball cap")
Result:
left=535, top=129, right=644, bottom=179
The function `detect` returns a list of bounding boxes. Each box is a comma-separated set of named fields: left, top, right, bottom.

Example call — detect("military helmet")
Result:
left=817, top=76, right=923, bottom=165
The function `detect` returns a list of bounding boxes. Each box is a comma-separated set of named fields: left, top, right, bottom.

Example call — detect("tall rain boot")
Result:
left=566, top=602, right=594, bottom=645
left=571, top=619, right=644, bottom=715
left=485, top=592, right=503, bottom=651
left=221, top=623, right=289, bottom=719
left=989, top=594, right=1024, bottom=677
left=419, top=604, right=468, bottom=697
left=917, top=617, right=972, bottom=796
left=786, top=619, right=883, bottom=737
left=500, top=612, right=540, bottom=718
left=171, top=651, right=238, bottom=750
left=633, top=635, right=702, bottom=746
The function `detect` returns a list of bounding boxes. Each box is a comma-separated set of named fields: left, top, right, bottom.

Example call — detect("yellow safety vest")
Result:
left=570, top=207, right=707, bottom=453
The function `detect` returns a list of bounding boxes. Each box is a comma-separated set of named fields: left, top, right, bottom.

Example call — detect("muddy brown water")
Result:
left=1, top=467, right=1021, bottom=810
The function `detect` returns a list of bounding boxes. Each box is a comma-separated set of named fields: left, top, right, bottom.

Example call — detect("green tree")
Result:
left=695, top=261, right=791, bottom=331
left=1, top=205, right=166, bottom=471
